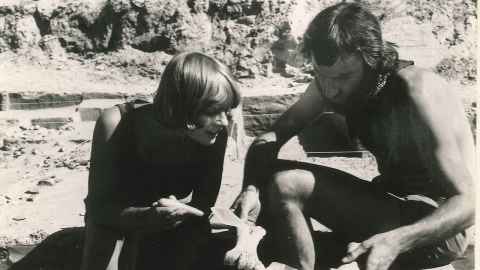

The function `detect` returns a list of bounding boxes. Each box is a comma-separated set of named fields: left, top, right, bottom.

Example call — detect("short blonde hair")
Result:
left=154, top=52, right=241, bottom=128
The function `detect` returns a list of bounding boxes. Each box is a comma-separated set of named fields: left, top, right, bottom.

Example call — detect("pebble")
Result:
left=77, top=159, right=89, bottom=166
left=25, top=188, right=39, bottom=195
left=37, top=179, right=54, bottom=186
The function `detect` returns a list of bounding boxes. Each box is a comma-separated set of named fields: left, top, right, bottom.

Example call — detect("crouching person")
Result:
left=232, top=3, right=475, bottom=270
left=81, top=52, right=241, bottom=270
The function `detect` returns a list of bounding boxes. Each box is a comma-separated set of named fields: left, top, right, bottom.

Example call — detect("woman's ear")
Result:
left=186, top=122, right=197, bottom=130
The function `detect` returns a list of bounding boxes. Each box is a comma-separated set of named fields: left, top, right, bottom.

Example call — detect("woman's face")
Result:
left=187, top=109, right=232, bottom=146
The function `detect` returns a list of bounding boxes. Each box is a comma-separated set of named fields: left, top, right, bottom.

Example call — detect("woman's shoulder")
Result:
left=95, top=106, right=123, bottom=141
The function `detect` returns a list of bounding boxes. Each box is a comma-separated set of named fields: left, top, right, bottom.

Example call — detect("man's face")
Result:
left=312, top=53, right=370, bottom=111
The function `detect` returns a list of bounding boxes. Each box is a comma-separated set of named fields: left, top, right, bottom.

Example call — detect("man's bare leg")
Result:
left=264, top=160, right=407, bottom=270
left=267, top=168, right=317, bottom=270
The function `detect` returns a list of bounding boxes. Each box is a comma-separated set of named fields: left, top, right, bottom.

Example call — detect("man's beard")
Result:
left=331, top=69, right=378, bottom=115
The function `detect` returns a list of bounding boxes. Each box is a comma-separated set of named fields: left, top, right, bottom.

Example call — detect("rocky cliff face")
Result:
left=0, top=0, right=476, bottom=84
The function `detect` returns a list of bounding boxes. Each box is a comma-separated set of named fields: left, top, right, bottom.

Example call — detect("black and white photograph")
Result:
left=0, top=0, right=476, bottom=269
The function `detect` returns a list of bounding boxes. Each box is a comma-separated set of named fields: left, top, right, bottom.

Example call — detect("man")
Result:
left=232, top=3, right=475, bottom=270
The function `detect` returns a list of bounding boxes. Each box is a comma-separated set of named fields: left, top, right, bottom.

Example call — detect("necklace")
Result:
left=370, top=72, right=390, bottom=98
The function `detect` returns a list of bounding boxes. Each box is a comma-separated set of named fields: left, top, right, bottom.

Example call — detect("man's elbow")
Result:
left=455, top=189, right=475, bottom=228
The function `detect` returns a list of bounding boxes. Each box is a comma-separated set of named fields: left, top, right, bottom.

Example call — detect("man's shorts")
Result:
left=390, top=193, right=469, bottom=269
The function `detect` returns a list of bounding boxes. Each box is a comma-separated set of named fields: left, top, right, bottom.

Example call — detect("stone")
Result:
left=24, top=188, right=39, bottom=195
left=8, top=92, right=82, bottom=110
left=78, top=107, right=102, bottom=122
left=37, top=179, right=54, bottom=186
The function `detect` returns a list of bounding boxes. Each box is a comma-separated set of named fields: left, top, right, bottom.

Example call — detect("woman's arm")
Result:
left=86, top=107, right=180, bottom=232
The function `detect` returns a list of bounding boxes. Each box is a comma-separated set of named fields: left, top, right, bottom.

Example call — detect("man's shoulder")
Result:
left=395, top=66, right=449, bottom=101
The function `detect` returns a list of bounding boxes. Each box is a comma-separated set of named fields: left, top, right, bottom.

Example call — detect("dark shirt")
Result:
left=85, top=101, right=228, bottom=220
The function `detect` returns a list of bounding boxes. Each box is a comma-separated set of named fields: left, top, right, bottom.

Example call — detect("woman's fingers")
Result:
left=153, top=197, right=204, bottom=217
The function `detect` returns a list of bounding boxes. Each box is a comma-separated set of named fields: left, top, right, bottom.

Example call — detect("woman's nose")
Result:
left=215, top=112, right=229, bottom=127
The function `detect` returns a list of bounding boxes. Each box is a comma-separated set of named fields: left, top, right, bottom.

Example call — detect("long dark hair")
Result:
left=303, top=3, right=398, bottom=73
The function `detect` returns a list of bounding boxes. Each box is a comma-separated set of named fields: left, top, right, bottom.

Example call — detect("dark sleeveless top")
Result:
left=85, top=101, right=228, bottom=217
left=346, top=60, right=447, bottom=201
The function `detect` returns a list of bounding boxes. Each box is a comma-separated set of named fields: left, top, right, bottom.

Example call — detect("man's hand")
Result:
left=151, top=195, right=205, bottom=229
left=231, top=187, right=261, bottom=224
left=342, top=232, right=404, bottom=270
left=224, top=225, right=266, bottom=270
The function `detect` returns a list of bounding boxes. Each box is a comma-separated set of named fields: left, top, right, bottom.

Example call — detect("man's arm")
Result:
left=391, top=69, right=475, bottom=249
left=343, top=68, right=475, bottom=270
left=243, top=82, right=328, bottom=189
left=233, top=82, right=327, bottom=221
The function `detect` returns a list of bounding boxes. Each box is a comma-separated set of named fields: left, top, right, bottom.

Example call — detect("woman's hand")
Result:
left=341, top=231, right=405, bottom=270
left=151, top=195, right=205, bottom=230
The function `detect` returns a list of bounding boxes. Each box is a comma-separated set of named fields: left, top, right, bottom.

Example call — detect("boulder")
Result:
left=8, top=92, right=83, bottom=110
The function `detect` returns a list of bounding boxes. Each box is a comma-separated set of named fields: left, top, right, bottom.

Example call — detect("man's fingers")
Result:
left=342, top=242, right=369, bottom=263
left=365, top=249, right=394, bottom=270
left=237, top=252, right=256, bottom=270
left=239, top=201, right=251, bottom=221
left=347, top=242, right=361, bottom=253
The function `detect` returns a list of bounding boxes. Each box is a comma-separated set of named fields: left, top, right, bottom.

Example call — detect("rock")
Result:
left=37, top=179, right=54, bottom=186
left=48, top=0, right=111, bottom=53
left=78, top=107, right=103, bottom=122
left=31, top=117, right=73, bottom=130
left=39, top=35, right=66, bottom=59
left=0, top=13, right=41, bottom=52
left=76, top=159, right=89, bottom=166
left=25, top=188, right=39, bottom=195
left=237, top=15, right=256, bottom=25
left=242, top=93, right=358, bottom=155
left=8, top=92, right=82, bottom=110
left=3, top=137, right=19, bottom=147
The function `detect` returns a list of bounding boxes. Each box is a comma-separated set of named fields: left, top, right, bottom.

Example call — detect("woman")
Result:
left=81, top=52, right=241, bottom=270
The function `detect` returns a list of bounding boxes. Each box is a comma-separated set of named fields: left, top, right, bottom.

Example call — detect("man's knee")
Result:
left=267, top=169, right=315, bottom=211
